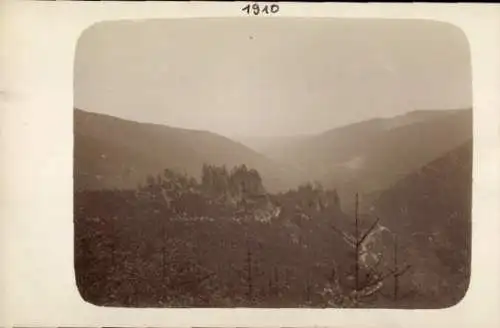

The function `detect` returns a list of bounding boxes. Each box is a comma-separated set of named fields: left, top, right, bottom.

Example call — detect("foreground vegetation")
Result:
left=75, top=159, right=470, bottom=308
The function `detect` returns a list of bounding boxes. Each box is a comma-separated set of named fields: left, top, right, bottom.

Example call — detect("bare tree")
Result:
left=330, top=193, right=412, bottom=307
left=245, top=244, right=254, bottom=303
left=379, top=234, right=415, bottom=304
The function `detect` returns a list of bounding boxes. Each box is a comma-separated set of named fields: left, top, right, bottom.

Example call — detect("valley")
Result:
left=74, top=107, right=472, bottom=308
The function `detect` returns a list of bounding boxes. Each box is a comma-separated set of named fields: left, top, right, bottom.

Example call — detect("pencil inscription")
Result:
left=242, top=3, right=279, bottom=16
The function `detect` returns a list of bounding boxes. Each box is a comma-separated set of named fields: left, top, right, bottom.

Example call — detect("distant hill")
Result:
left=237, top=109, right=465, bottom=158
left=75, top=107, right=472, bottom=207
left=373, top=139, right=472, bottom=308
left=74, top=109, right=302, bottom=192
left=238, top=108, right=472, bottom=207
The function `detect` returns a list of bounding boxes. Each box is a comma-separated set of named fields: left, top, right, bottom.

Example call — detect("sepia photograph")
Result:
left=73, top=18, right=472, bottom=309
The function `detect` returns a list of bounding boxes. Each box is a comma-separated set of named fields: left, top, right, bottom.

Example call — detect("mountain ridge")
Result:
left=74, top=107, right=472, bottom=210
left=74, top=108, right=304, bottom=192
left=249, top=108, right=472, bottom=204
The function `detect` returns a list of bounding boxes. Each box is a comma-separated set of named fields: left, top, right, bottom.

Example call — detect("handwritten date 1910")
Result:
left=242, top=3, right=280, bottom=16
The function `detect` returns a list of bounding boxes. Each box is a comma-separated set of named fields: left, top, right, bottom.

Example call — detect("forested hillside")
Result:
left=74, top=109, right=303, bottom=193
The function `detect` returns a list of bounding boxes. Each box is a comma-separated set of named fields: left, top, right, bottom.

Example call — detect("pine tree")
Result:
left=329, top=192, right=412, bottom=307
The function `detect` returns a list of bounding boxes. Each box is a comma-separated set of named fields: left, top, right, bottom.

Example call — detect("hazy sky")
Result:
left=74, top=18, right=472, bottom=137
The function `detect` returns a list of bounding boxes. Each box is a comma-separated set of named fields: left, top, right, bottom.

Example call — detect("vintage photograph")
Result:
left=73, top=18, right=472, bottom=309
